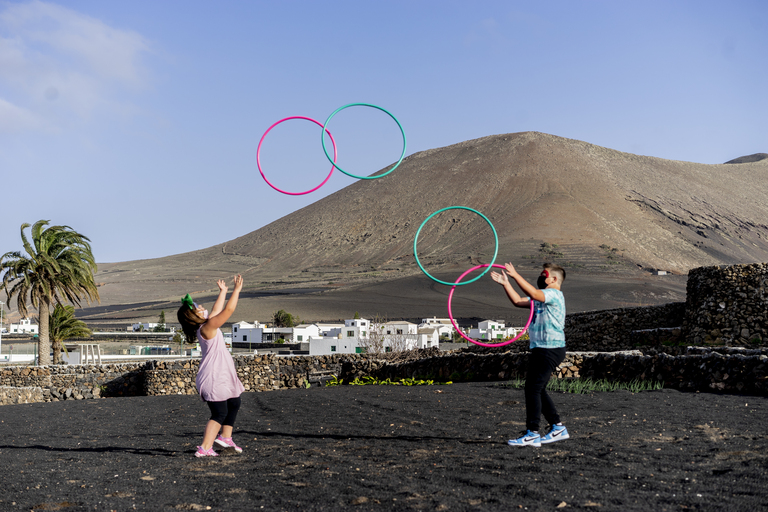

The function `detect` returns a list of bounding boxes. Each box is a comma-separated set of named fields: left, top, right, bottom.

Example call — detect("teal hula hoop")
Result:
left=413, top=206, right=499, bottom=286
left=321, top=103, right=407, bottom=180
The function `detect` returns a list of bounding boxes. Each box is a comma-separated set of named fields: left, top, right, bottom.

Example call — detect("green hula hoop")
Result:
left=321, top=103, right=407, bottom=180
left=413, top=206, right=499, bottom=286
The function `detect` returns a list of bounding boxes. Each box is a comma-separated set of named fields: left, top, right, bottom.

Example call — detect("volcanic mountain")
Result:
left=85, top=132, right=768, bottom=325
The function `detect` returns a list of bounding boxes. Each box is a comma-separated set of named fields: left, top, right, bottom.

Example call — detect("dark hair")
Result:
left=177, top=305, right=205, bottom=344
left=543, top=263, right=566, bottom=283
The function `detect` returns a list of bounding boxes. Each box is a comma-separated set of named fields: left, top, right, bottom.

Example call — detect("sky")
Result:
left=1, top=0, right=766, bottom=263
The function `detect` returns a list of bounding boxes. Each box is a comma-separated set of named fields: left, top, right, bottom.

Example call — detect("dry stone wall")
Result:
left=564, top=302, right=686, bottom=351
left=144, top=355, right=280, bottom=395
left=684, top=263, right=768, bottom=346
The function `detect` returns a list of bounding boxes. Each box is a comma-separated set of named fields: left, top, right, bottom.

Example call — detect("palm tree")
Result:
left=0, top=221, right=99, bottom=366
left=49, top=304, right=92, bottom=364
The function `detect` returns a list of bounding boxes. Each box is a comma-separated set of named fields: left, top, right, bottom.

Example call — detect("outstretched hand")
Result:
left=233, top=274, right=243, bottom=291
left=490, top=270, right=509, bottom=286
left=504, top=262, right=519, bottom=279
left=216, top=279, right=228, bottom=293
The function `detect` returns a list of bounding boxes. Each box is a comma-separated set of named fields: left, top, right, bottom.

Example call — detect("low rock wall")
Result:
left=564, top=302, right=686, bottom=351
left=2, top=346, right=767, bottom=406
left=144, top=355, right=281, bottom=395
left=0, top=386, right=44, bottom=405
left=580, top=347, right=768, bottom=394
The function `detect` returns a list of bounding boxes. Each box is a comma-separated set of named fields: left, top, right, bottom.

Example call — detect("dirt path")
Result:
left=1, top=383, right=765, bottom=511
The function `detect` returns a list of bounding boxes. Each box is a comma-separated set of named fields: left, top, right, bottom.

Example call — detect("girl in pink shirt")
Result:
left=177, top=275, right=245, bottom=457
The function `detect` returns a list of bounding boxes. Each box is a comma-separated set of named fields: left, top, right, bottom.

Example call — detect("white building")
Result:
left=9, top=318, right=38, bottom=334
left=232, top=321, right=323, bottom=344
left=418, top=317, right=455, bottom=339
left=468, top=320, right=523, bottom=341
left=341, top=318, right=370, bottom=341
left=131, top=323, right=175, bottom=333
left=308, top=338, right=363, bottom=356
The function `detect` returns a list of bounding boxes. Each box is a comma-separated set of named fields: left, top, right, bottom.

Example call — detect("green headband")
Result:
left=181, top=294, right=195, bottom=310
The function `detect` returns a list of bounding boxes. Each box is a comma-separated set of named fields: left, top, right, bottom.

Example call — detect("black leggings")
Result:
left=525, top=347, right=566, bottom=431
left=206, top=397, right=241, bottom=427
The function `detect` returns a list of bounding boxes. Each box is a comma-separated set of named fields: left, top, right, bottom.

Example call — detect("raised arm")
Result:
left=209, top=279, right=228, bottom=317
left=505, top=263, right=546, bottom=303
left=491, top=267, right=531, bottom=308
left=200, top=275, right=243, bottom=340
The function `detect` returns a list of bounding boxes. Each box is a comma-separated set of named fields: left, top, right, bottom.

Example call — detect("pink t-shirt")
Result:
left=195, top=326, right=245, bottom=402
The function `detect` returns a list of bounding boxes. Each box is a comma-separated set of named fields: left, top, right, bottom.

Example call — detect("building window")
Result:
left=243, top=335, right=247, bottom=341
left=297, top=335, right=303, bottom=341
left=331, top=345, right=336, bottom=352
left=386, top=330, right=391, bottom=335
left=355, top=347, right=368, bottom=354
left=234, top=326, right=238, bottom=332
left=362, top=331, right=366, bottom=337
left=396, top=329, right=403, bottom=335
left=385, top=347, right=392, bottom=352
left=347, top=330, right=354, bottom=337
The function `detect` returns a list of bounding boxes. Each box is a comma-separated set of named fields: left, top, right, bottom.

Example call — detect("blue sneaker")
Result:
left=508, top=430, right=541, bottom=447
left=540, top=424, right=569, bottom=444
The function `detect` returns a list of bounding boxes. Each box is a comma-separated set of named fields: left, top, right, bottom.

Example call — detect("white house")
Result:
left=341, top=318, right=370, bottom=341
left=131, top=322, right=175, bottom=333
left=308, top=338, right=363, bottom=356
left=9, top=318, right=38, bottom=334
left=469, top=320, right=524, bottom=341
left=416, top=327, right=440, bottom=348
left=232, top=321, right=322, bottom=344
left=419, top=317, right=454, bottom=339
left=381, top=320, right=417, bottom=336
left=315, top=323, right=344, bottom=338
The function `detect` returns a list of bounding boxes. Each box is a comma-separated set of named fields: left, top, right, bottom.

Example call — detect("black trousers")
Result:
left=525, top=347, right=566, bottom=431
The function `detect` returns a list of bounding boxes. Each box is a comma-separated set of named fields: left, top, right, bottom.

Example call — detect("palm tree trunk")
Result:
left=38, top=301, right=52, bottom=366
left=52, top=337, right=62, bottom=365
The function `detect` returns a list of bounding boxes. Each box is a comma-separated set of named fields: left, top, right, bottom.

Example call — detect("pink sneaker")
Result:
left=195, top=446, right=218, bottom=457
left=214, top=435, right=243, bottom=453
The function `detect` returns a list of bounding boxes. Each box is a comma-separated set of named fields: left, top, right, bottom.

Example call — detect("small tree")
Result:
left=358, top=316, right=410, bottom=361
left=171, top=331, right=185, bottom=355
left=49, top=304, right=92, bottom=364
left=272, top=309, right=299, bottom=328
left=153, top=311, right=166, bottom=332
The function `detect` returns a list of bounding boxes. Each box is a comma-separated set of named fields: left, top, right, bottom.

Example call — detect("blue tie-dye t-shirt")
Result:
left=528, top=288, right=566, bottom=349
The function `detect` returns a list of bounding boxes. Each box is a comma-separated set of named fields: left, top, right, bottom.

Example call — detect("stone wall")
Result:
left=684, top=263, right=768, bottom=346
left=0, top=386, right=44, bottom=405
left=357, top=351, right=616, bottom=384
left=3, top=345, right=768, bottom=405
left=580, top=347, right=768, bottom=394
left=563, top=302, right=686, bottom=351
left=144, top=355, right=280, bottom=395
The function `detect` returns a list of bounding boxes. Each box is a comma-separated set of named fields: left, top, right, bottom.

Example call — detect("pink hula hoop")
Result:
left=257, top=116, right=338, bottom=195
left=447, top=263, right=535, bottom=347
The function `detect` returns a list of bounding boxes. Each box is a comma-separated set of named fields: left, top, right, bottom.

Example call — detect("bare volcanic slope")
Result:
left=91, top=132, right=768, bottom=321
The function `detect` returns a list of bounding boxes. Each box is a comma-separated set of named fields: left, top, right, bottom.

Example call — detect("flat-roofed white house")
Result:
left=9, top=318, right=38, bottom=334
left=308, top=338, right=362, bottom=356
left=232, top=321, right=322, bottom=344
left=131, top=322, right=175, bottom=333
left=418, top=317, right=454, bottom=339
left=468, top=320, right=524, bottom=341
left=315, top=323, right=344, bottom=338
left=341, top=318, right=370, bottom=341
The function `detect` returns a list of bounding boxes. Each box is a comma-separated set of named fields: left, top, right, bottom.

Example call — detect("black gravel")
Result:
left=1, top=383, right=766, bottom=511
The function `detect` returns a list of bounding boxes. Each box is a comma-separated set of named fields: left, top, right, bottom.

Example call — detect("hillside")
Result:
left=82, top=132, right=768, bottom=325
